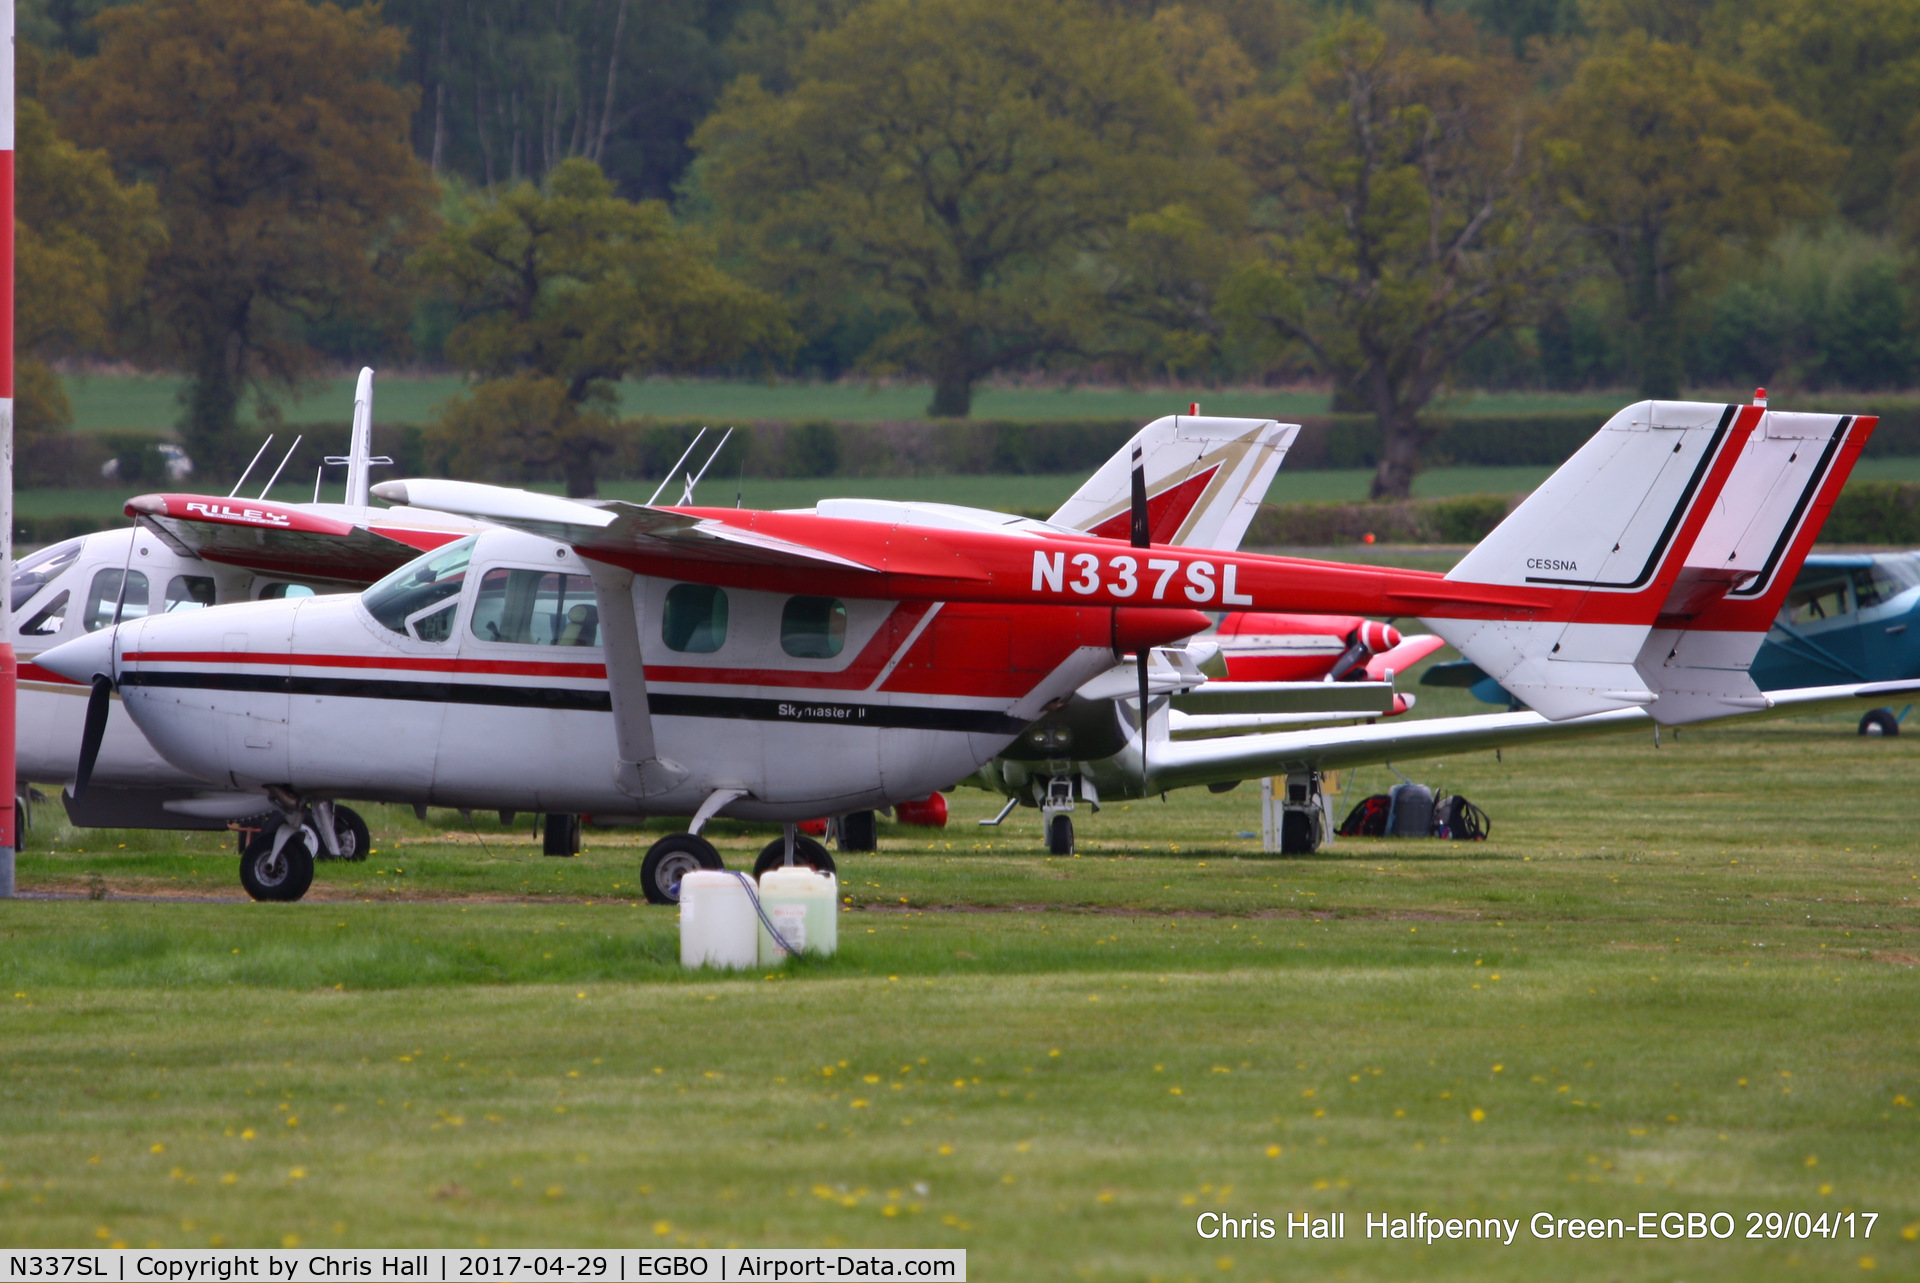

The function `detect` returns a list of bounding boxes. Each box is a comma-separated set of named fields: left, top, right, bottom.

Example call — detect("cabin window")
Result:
left=472, top=569, right=600, bottom=646
left=10, top=538, right=82, bottom=612
left=259, top=582, right=318, bottom=600
left=781, top=595, right=846, bottom=659
left=19, top=591, right=69, bottom=637
left=82, top=569, right=149, bottom=632
left=1851, top=565, right=1913, bottom=610
left=1785, top=581, right=1850, bottom=625
left=165, top=576, right=217, bottom=612
left=364, top=536, right=475, bottom=641
left=662, top=584, right=729, bottom=653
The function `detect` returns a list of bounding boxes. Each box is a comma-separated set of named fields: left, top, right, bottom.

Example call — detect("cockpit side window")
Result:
left=10, top=538, right=83, bottom=612
left=166, top=575, right=218, bottom=612
left=363, top=537, right=475, bottom=641
left=1784, top=580, right=1850, bottom=626
left=471, top=569, right=600, bottom=646
left=82, top=569, right=150, bottom=632
left=1851, top=565, right=1911, bottom=610
left=20, top=591, right=70, bottom=637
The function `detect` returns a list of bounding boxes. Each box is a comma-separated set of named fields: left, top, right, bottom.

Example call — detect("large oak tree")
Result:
left=412, top=158, right=789, bottom=496
left=1540, top=34, right=1841, bottom=400
left=16, top=95, right=161, bottom=433
left=1223, top=10, right=1560, bottom=499
left=693, top=0, right=1197, bottom=417
left=54, top=0, right=436, bottom=472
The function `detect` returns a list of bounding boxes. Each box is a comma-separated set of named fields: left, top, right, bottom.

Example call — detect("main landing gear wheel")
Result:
left=641, top=834, right=722, bottom=905
left=325, top=805, right=371, bottom=862
left=1279, top=809, right=1319, bottom=855
left=1859, top=708, right=1900, bottom=737
left=1046, top=814, right=1074, bottom=855
left=240, top=825, right=317, bottom=902
left=838, top=810, right=878, bottom=852
left=753, top=835, right=837, bottom=879
left=542, top=812, right=583, bottom=856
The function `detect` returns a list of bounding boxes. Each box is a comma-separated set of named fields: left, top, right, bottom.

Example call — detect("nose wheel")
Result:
left=239, top=824, right=317, bottom=901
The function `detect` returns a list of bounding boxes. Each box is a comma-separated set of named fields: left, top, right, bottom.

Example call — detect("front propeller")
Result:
left=74, top=675, right=114, bottom=801
left=1129, top=443, right=1152, bottom=782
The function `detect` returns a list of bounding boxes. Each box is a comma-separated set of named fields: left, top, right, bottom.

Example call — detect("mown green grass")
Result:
left=5, top=703, right=1920, bottom=1278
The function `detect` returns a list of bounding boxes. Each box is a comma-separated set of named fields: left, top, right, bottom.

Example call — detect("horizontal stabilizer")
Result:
left=1143, top=678, right=1920, bottom=792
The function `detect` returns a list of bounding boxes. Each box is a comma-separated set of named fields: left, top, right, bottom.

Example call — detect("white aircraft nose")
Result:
left=34, top=627, right=118, bottom=685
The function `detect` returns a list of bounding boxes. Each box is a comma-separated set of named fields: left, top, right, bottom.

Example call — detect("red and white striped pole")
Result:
left=0, top=0, right=16, bottom=896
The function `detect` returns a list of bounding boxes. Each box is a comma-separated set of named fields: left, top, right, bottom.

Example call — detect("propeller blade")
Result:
left=1129, top=442, right=1149, bottom=549
left=75, top=676, right=113, bottom=800
left=1136, top=646, right=1151, bottom=786
left=1130, top=440, right=1151, bottom=781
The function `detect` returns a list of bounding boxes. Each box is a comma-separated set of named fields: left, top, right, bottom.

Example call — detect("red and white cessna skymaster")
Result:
left=38, top=397, right=1911, bottom=901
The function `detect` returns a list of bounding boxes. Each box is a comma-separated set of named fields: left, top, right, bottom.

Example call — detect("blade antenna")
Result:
left=228, top=435, right=274, bottom=498
left=258, top=435, right=302, bottom=499
left=647, top=428, right=708, bottom=505
left=681, top=427, right=734, bottom=505
left=1129, top=442, right=1153, bottom=786
left=313, top=465, right=324, bottom=504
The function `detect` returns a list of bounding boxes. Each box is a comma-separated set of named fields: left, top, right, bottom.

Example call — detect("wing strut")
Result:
left=584, top=559, right=689, bottom=798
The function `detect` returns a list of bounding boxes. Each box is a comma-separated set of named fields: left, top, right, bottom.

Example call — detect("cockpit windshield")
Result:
left=363, top=536, right=476, bottom=641
left=10, top=538, right=84, bottom=612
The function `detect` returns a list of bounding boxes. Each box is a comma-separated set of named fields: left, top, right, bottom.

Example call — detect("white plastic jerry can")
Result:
left=679, top=870, right=759, bottom=970
left=757, top=867, right=839, bottom=965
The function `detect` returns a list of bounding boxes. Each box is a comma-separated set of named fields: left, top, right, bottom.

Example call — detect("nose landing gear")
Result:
left=234, top=795, right=371, bottom=901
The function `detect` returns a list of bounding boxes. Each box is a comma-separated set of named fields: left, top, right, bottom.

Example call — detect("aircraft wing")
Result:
left=372, top=480, right=883, bottom=574
left=126, top=493, right=472, bottom=586
left=1143, top=679, right=1920, bottom=792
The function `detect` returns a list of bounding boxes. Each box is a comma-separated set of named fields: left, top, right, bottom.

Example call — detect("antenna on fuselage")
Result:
left=680, top=427, right=734, bottom=505
left=258, top=435, right=303, bottom=499
left=229, top=435, right=274, bottom=497
left=324, top=367, right=393, bottom=509
left=647, top=428, right=708, bottom=506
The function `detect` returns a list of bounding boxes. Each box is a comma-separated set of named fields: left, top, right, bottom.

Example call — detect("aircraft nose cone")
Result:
left=34, top=626, right=119, bottom=685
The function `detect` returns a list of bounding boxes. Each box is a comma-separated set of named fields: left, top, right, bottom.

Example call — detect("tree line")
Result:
left=18, top=0, right=1920, bottom=497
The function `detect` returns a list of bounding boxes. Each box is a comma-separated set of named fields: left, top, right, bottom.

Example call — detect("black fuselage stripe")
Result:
left=1524, top=405, right=1736, bottom=590
left=118, top=670, right=1026, bottom=734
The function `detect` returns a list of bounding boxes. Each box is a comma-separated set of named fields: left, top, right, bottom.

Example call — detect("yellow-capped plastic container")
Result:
left=757, top=866, right=839, bottom=964
left=679, top=870, right=758, bottom=970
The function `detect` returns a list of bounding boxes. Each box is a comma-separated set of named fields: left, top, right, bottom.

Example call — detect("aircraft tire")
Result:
left=753, top=836, right=837, bottom=879
left=328, top=805, right=372, bottom=863
left=1046, top=814, right=1074, bottom=855
left=641, top=834, right=722, bottom=905
left=239, top=826, right=317, bottom=902
left=542, top=813, right=582, bottom=857
left=838, top=811, right=878, bottom=852
left=1859, top=708, right=1900, bottom=737
left=1279, top=809, right=1320, bottom=855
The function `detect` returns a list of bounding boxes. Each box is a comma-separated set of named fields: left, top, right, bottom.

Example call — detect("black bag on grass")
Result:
left=1431, top=794, right=1491, bottom=840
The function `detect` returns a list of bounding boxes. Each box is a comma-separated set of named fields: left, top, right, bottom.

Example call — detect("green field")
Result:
left=4, top=665, right=1919, bottom=1277
left=57, top=372, right=1716, bottom=432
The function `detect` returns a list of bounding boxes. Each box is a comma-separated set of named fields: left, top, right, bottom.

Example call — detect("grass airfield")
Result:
left=3, top=707, right=1920, bottom=1279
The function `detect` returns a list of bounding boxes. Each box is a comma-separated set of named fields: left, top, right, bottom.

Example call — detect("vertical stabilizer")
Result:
left=1424, top=401, right=1757, bottom=720
left=1632, top=408, right=1873, bottom=722
left=345, top=366, right=375, bottom=510
left=1049, top=415, right=1297, bottom=551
